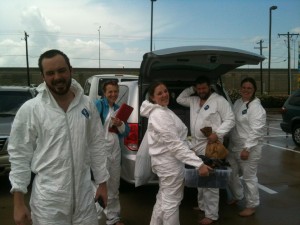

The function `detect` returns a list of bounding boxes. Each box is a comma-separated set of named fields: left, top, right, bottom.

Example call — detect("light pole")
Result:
left=98, top=26, right=101, bottom=68
left=150, top=0, right=156, bottom=52
left=268, top=5, right=277, bottom=94
left=255, top=40, right=266, bottom=95
left=23, top=31, right=30, bottom=86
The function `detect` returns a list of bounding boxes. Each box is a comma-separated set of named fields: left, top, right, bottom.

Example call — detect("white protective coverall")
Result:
left=227, top=97, right=266, bottom=208
left=176, top=86, right=235, bottom=221
left=103, top=106, right=126, bottom=225
left=8, top=79, right=109, bottom=225
left=140, top=100, right=203, bottom=225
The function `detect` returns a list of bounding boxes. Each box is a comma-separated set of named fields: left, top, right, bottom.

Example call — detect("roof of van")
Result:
left=89, top=74, right=138, bottom=78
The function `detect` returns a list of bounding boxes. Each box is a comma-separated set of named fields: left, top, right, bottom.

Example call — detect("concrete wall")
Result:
left=0, top=67, right=299, bottom=95
left=0, top=67, right=139, bottom=87
left=222, top=68, right=299, bottom=95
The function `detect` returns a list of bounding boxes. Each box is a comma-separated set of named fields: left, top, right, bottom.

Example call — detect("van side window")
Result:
left=289, top=91, right=300, bottom=106
left=117, top=85, right=129, bottom=105
left=121, top=78, right=137, bottom=82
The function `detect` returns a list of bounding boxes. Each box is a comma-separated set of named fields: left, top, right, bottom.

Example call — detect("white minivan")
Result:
left=83, top=74, right=138, bottom=101
left=86, top=46, right=265, bottom=184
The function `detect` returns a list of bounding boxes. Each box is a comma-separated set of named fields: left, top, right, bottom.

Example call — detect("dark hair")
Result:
left=38, top=49, right=71, bottom=74
left=147, top=81, right=167, bottom=103
left=194, top=76, right=211, bottom=86
left=241, top=77, right=257, bottom=108
left=102, top=80, right=119, bottom=92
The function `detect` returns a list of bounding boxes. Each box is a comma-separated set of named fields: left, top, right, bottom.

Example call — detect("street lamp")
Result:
left=256, top=40, right=265, bottom=95
left=150, top=0, right=156, bottom=52
left=98, top=26, right=101, bottom=68
left=268, top=5, right=277, bottom=94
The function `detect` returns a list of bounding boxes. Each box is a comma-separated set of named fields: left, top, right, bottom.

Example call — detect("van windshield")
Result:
left=0, top=91, right=32, bottom=115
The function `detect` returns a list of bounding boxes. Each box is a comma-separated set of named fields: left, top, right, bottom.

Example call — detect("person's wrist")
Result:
left=199, top=163, right=204, bottom=170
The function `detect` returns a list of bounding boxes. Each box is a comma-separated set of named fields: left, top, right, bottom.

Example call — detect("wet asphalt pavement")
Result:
left=1, top=112, right=300, bottom=225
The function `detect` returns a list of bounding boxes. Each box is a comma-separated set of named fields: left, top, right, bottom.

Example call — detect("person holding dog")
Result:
left=177, top=76, right=235, bottom=225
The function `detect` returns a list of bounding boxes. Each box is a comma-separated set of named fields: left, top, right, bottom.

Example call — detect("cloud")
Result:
left=1, top=0, right=298, bottom=69
left=291, top=27, right=300, bottom=34
left=0, top=39, right=25, bottom=67
left=0, top=1, right=153, bottom=68
left=21, top=6, right=60, bottom=46
left=21, top=6, right=61, bottom=32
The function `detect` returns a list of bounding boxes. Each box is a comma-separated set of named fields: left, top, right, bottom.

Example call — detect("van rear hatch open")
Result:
left=139, top=45, right=265, bottom=84
left=138, top=45, right=265, bottom=140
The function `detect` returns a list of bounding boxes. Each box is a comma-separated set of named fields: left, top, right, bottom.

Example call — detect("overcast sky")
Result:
left=0, top=0, right=299, bottom=69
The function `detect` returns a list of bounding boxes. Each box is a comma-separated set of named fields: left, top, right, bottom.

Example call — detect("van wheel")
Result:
left=292, top=124, right=300, bottom=146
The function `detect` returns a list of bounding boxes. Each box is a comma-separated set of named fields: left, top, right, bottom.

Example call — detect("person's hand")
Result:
left=192, top=85, right=197, bottom=92
left=13, top=192, right=32, bottom=225
left=111, top=117, right=123, bottom=127
left=95, top=182, right=108, bottom=208
left=240, top=149, right=250, bottom=160
left=14, top=204, right=31, bottom=225
left=207, top=132, right=218, bottom=144
left=198, top=164, right=213, bottom=176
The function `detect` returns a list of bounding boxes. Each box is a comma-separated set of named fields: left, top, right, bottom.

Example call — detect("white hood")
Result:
left=140, top=100, right=167, bottom=118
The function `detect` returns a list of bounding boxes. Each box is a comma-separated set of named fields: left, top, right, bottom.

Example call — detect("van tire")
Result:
left=292, top=124, right=300, bottom=146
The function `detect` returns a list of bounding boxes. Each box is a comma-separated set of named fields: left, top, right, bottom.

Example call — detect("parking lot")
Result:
left=115, top=112, right=300, bottom=225
left=1, top=112, right=300, bottom=225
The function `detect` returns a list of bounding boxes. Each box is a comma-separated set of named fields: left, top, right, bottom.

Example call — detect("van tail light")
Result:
left=124, top=123, right=138, bottom=151
left=280, top=106, right=287, bottom=114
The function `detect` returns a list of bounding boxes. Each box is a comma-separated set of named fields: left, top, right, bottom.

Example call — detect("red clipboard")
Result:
left=114, top=103, right=134, bottom=122
left=109, top=103, right=133, bottom=133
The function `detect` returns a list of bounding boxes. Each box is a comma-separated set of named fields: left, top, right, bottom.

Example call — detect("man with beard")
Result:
left=8, top=49, right=109, bottom=225
left=176, top=76, right=235, bottom=225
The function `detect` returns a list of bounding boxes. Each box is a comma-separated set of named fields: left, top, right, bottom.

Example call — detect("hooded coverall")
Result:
left=227, top=97, right=266, bottom=208
left=8, top=79, right=109, bottom=225
left=140, top=100, right=203, bottom=225
left=95, top=98, right=130, bottom=225
left=176, top=87, right=235, bottom=221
